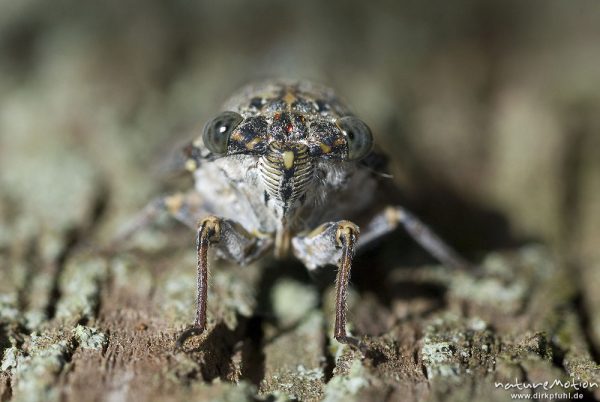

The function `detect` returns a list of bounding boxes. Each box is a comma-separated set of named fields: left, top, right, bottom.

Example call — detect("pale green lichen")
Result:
left=271, top=279, right=318, bottom=327
left=127, top=226, right=171, bottom=253
left=520, top=246, right=558, bottom=279
left=422, top=340, right=461, bottom=378
left=0, top=293, right=20, bottom=322
left=72, top=325, right=107, bottom=350
left=8, top=326, right=106, bottom=401
left=23, top=270, right=54, bottom=331
left=24, top=311, right=47, bottom=331
left=296, top=365, right=325, bottom=381
left=450, top=272, right=527, bottom=313
left=323, top=359, right=368, bottom=402
left=421, top=315, right=496, bottom=381
left=262, top=369, right=324, bottom=401
left=448, top=246, right=563, bottom=316
left=206, top=380, right=258, bottom=402
left=109, top=254, right=154, bottom=297
left=55, top=256, right=108, bottom=322
left=13, top=336, right=76, bottom=402
left=1, top=346, right=21, bottom=372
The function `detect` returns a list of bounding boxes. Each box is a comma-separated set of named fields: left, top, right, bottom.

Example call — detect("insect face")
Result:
left=201, top=109, right=373, bottom=216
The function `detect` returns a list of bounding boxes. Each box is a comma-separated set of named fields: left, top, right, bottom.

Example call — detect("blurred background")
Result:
left=0, top=0, right=599, bottom=343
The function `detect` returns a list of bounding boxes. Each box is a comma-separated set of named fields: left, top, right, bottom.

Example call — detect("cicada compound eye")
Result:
left=337, top=116, right=373, bottom=160
left=203, top=111, right=244, bottom=155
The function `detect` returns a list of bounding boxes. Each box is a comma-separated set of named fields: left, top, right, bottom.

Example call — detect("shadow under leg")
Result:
left=292, top=221, right=366, bottom=351
left=175, top=216, right=271, bottom=351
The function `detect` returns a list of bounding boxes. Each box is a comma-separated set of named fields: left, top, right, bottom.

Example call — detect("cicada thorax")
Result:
left=258, top=141, right=315, bottom=216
